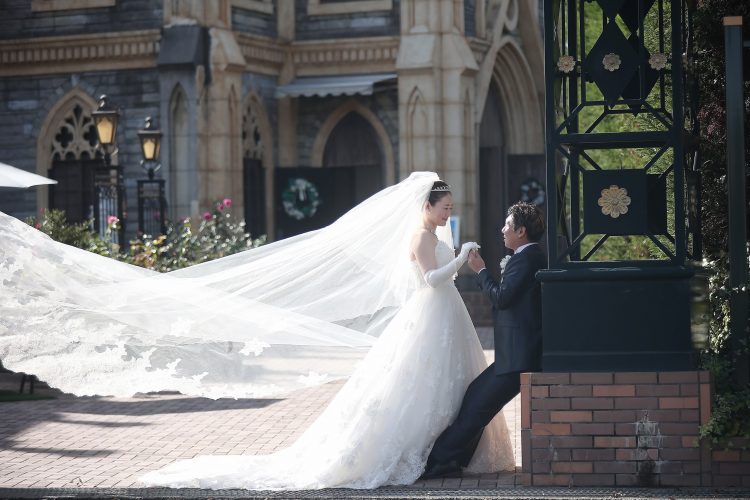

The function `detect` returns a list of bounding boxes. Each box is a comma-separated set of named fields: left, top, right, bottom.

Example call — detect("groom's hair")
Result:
left=508, top=202, right=545, bottom=242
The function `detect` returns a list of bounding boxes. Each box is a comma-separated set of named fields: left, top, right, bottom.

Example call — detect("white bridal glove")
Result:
left=423, top=242, right=480, bottom=288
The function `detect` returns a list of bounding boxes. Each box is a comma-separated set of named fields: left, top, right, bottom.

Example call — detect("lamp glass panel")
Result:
left=96, top=116, right=115, bottom=145
left=142, top=138, right=158, bottom=160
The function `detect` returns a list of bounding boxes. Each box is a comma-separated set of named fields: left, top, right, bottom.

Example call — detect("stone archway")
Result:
left=475, top=40, right=546, bottom=275
left=310, top=100, right=395, bottom=186
left=478, top=82, right=508, bottom=270
left=489, top=40, right=544, bottom=155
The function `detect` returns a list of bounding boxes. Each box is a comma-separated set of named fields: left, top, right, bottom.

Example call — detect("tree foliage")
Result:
left=693, top=0, right=750, bottom=442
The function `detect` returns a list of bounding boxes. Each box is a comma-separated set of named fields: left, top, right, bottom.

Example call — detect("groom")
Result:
left=424, top=201, right=546, bottom=477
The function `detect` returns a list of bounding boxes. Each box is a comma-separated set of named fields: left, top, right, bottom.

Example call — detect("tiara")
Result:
left=432, top=184, right=451, bottom=192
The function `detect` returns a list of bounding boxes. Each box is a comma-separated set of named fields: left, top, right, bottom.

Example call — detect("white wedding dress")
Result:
left=141, top=240, right=514, bottom=490
left=0, top=172, right=514, bottom=490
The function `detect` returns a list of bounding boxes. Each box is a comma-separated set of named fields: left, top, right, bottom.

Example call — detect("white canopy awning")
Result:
left=0, top=162, right=57, bottom=188
left=275, top=73, right=397, bottom=98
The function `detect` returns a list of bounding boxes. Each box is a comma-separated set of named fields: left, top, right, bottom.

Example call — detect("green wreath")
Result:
left=282, top=177, right=321, bottom=220
left=520, top=178, right=546, bottom=206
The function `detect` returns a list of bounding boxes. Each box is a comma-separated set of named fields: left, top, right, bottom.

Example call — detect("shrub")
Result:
left=125, top=200, right=265, bottom=272
left=25, top=199, right=266, bottom=273
left=699, top=250, right=750, bottom=442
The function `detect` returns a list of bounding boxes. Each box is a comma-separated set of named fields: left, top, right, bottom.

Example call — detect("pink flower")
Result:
left=34, top=223, right=41, bottom=230
left=107, top=215, right=119, bottom=226
left=222, top=198, right=232, bottom=208
left=203, top=212, right=212, bottom=221
left=217, top=202, right=225, bottom=211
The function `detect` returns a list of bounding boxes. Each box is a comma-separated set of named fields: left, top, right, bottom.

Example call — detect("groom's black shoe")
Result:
left=419, top=460, right=462, bottom=480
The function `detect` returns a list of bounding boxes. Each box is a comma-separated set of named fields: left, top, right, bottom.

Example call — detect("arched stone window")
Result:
left=37, top=89, right=117, bottom=228
left=50, top=104, right=100, bottom=161
left=242, top=97, right=264, bottom=161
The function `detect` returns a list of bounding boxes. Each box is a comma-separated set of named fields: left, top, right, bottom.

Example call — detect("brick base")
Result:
left=711, top=438, right=750, bottom=487
left=520, top=371, right=731, bottom=487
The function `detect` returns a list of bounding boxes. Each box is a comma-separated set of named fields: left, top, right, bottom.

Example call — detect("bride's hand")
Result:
left=458, top=242, right=480, bottom=261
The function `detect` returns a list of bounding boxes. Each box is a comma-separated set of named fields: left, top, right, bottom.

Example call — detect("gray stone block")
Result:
left=232, top=7, right=276, bottom=38
left=8, top=100, right=39, bottom=111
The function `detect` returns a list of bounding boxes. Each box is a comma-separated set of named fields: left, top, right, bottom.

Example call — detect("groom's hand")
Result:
left=468, top=250, right=485, bottom=273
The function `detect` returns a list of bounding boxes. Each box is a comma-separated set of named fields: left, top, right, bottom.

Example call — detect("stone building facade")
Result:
left=0, top=0, right=544, bottom=272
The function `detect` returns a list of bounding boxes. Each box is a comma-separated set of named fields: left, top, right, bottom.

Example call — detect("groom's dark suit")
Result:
left=427, top=243, right=545, bottom=469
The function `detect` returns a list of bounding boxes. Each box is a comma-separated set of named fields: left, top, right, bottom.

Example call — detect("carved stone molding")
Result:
left=307, top=0, right=392, bottom=16
left=235, top=33, right=285, bottom=75
left=469, top=37, right=491, bottom=68
left=292, top=37, right=399, bottom=76
left=2, top=29, right=398, bottom=78
left=232, top=0, right=273, bottom=15
left=31, top=0, right=115, bottom=12
left=0, top=30, right=160, bottom=77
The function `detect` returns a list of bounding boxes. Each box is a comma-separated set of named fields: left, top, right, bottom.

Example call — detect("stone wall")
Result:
left=295, top=0, right=400, bottom=40
left=232, top=5, right=276, bottom=38
left=0, top=0, right=162, bottom=40
left=459, top=290, right=493, bottom=327
left=519, top=370, right=750, bottom=487
left=464, top=0, right=476, bottom=38
left=0, top=70, right=160, bottom=239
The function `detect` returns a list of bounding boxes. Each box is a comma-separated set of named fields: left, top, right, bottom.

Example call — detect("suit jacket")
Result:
left=476, top=244, right=545, bottom=375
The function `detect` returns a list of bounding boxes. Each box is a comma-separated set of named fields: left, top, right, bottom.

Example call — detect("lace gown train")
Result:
left=140, top=241, right=515, bottom=490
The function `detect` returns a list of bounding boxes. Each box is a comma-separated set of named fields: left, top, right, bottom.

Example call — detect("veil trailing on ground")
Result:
left=0, top=172, right=456, bottom=398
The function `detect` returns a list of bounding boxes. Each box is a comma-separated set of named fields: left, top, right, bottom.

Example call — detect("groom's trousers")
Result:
left=427, top=364, right=520, bottom=468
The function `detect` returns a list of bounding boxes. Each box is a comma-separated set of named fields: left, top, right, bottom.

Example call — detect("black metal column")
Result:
left=539, top=0, right=701, bottom=371
left=723, top=16, right=749, bottom=386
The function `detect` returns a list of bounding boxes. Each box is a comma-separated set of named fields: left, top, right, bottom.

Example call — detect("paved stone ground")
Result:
left=0, top=328, right=521, bottom=491
left=0, top=328, right=747, bottom=499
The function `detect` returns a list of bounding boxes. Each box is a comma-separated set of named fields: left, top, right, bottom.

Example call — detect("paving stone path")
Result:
left=0, top=328, right=521, bottom=491
left=1, top=328, right=747, bottom=499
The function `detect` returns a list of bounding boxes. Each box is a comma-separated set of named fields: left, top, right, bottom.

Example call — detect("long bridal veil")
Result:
left=0, top=172, right=455, bottom=398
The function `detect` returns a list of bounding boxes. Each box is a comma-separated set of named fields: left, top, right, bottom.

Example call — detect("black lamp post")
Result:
left=136, top=117, right=166, bottom=235
left=91, top=94, right=125, bottom=241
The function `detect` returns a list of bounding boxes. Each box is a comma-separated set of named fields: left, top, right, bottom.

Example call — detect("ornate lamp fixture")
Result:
left=137, top=117, right=162, bottom=179
left=92, top=95, right=120, bottom=149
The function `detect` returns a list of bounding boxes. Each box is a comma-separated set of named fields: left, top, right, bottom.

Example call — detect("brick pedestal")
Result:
left=521, top=371, right=713, bottom=487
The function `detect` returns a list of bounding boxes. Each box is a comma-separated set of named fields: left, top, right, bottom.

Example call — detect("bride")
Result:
left=0, top=172, right=514, bottom=489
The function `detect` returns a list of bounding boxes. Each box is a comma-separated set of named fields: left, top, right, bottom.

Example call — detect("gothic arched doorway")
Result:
left=478, top=83, right=508, bottom=273
left=275, top=109, right=386, bottom=239
left=322, top=111, right=384, bottom=203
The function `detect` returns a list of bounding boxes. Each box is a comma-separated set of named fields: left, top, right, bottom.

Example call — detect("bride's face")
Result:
left=425, top=193, right=453, bottom=227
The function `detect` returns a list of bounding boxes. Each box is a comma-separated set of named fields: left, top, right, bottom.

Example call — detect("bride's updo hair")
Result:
left=428, top=181, right=451, bottom=206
